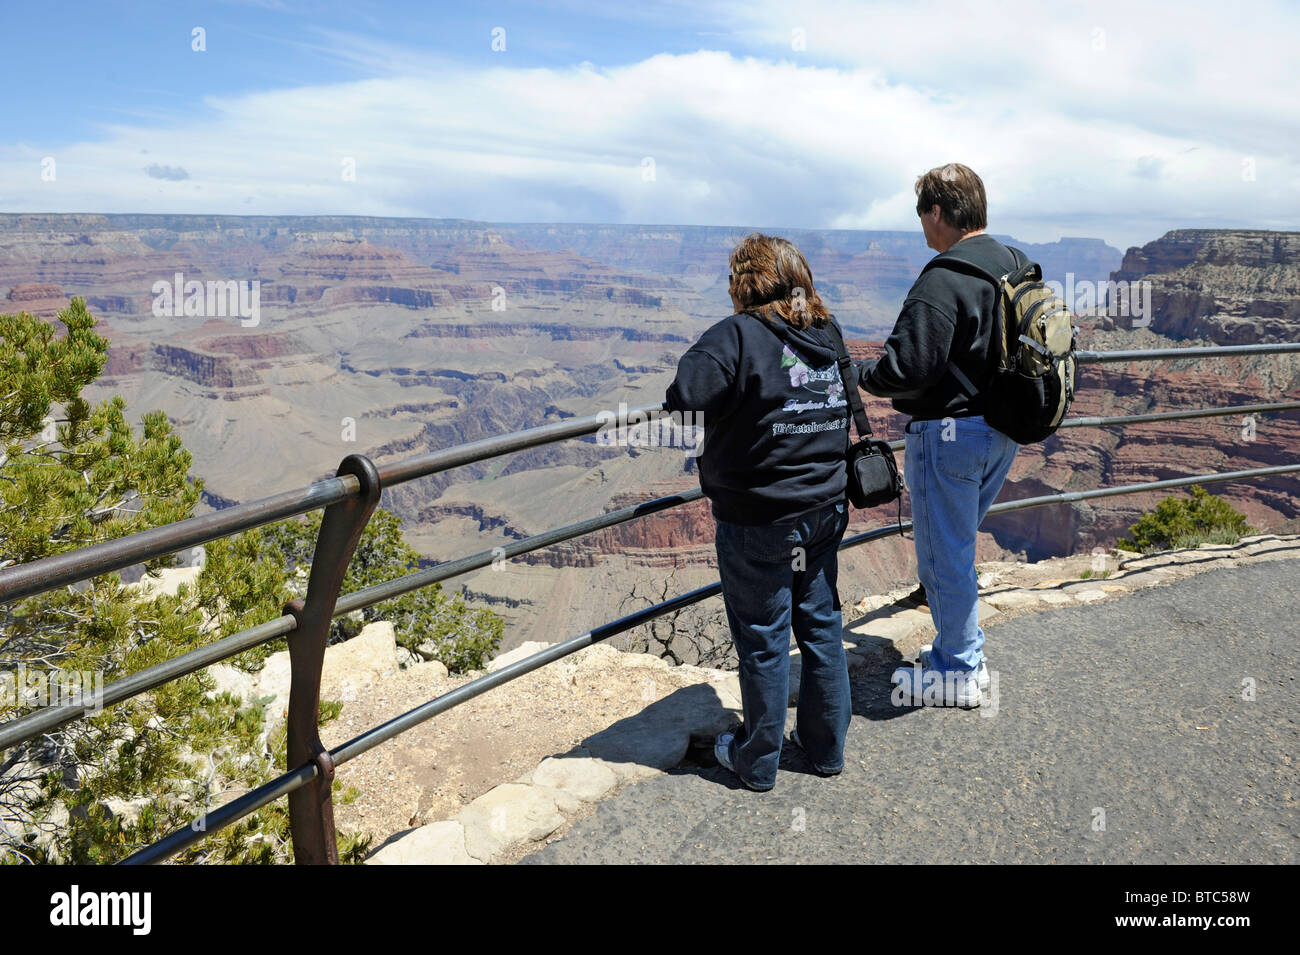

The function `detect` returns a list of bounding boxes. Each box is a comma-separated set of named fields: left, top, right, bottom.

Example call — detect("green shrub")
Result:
left=1117, top=485, right=1255, bottom=554
left=0, top=300, right=473, bottom=865
left=257, top=508, right=503, bottom=673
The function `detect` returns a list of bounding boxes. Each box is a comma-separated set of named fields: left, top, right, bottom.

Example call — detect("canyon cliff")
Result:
left=1, top=216, right=1293, bottom=653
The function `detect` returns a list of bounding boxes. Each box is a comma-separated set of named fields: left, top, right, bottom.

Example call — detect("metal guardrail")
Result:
left=1075, top=343, right=1300, bottom=363
left=1, top=341, right=1298, bottom=864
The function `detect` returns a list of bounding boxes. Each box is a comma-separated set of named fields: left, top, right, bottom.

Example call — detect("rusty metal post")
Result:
left=284, top=454, right=381, bottom=864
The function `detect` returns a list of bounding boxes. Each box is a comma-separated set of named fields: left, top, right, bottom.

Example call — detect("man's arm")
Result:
left=856, top=299, right=957, bottom=399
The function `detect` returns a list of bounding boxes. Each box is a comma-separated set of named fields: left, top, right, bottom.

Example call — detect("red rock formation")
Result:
left=4, top=283, right=69, bottom=317
left=193, top=331, right=310, bottom=361
left=3, top=216, right=1294, bottom=576
left=1112, top=229, right=1300, bottom=343
left=152, top=344, right=260, bottom=389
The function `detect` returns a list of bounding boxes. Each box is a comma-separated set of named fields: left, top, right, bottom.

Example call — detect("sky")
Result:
left=1, top=0, right=1296, bottom=252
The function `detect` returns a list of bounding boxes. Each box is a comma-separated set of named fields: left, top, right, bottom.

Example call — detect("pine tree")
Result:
left=1, top=300, right=500, bottom=863
left=259, top=508, right=503, bottom=671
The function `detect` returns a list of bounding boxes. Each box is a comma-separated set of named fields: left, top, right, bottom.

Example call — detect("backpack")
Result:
left=922, top=244, right=1078, bottom=444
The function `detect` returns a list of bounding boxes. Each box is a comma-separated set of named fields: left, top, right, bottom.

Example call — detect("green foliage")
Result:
left=2, top=301, right=224, bottom=863
left=257, top=508, right=503, bottom=672
left=1, top=300, right=199, bottom=568
left=1117, top=485, right=1256, bottom=554
left=0, top=301, right=400, bottom=865
left=1, top=298, right=110, bottom=445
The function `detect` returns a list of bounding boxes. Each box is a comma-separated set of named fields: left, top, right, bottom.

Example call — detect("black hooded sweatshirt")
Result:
left=857, top=233, right=1020, bottom=420
left=663, top=310, right=849, bottom=526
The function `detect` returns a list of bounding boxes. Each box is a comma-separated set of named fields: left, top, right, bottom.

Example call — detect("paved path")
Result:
left=524, top=560, right=1299, bottom=864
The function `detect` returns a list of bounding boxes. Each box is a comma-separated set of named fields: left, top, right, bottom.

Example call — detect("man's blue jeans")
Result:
left=714, top=499, right=852, bottom=791
left=904, top=415, right=1018, bottom=675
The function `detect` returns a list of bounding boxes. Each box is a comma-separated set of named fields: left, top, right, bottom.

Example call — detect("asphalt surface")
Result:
left=523, top=560, right=1299, bottom=864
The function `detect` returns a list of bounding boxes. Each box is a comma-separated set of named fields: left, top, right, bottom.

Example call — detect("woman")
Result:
left=663, top=233, right=852, bottom=792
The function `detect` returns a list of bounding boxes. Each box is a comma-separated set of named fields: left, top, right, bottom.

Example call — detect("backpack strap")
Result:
left=922, top=243, right=1029, bottom=397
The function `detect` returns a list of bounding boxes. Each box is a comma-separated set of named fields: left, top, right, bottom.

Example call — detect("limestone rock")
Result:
left=130, top=565, right=202, bottom=599
left=984, top=589, right=1042, bottom=611
left=366, top=821, right=480, bottom=865
left=486, top=641, right=551, bottom=674
left=530, top=755, right=618, bottom=803
left=599, top=760, right=663, bottom=783
left=204, top=663, right=257, bottom=702
left=458, top=784, right=565, bottom=861
left=322, top=621, right=398, bottom=695
left=845, top=606, right=934, bottom=644
left=423, top=658, right=449, bottom=680
left=530, top=784, right=584, bottom=813
left=253, top=620, right=400, bottom=724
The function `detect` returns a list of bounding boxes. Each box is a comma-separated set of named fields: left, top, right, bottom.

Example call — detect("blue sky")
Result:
left=1, top=2, right=732, bottom=141
left=2, top=0, right=1297, bottom=251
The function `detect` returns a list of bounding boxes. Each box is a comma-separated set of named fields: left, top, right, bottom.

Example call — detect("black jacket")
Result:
left=664, top=310, right=849, bottom=526
left=857, top=234, right=1020, bottom=420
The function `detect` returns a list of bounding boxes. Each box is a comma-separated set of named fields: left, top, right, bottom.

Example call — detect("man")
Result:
left=856, top=163, right=1020, bottom=708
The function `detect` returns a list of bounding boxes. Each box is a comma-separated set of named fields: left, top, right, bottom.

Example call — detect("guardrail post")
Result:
left=284, top=454, right=382, bottom=864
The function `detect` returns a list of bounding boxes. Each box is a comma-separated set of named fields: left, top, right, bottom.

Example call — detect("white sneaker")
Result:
left=918, top=645, right=990, bottom=691
left=891, top=663, right=981, bottom=708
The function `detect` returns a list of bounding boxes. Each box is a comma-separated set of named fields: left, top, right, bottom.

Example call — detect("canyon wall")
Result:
left=1, top=216, right=1293, bottom=652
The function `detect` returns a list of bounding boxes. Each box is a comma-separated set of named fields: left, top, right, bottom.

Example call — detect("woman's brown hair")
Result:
left=728, top=233, right=831, bottom=330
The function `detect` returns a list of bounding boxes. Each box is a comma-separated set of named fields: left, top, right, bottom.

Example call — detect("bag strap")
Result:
left=825, top=317, right=874, bottom=440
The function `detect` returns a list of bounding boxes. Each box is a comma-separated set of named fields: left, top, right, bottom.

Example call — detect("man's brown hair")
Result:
left=914, top=163, right=987, bottom=232
left=728, top=233, right=830, bottom=330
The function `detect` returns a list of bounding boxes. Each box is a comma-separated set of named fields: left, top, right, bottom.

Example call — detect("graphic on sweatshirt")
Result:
left=780, top=343, right=846, bottom=413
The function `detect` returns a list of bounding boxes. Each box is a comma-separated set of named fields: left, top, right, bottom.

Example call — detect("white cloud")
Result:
left=2, top=2, right=1296, bottom=252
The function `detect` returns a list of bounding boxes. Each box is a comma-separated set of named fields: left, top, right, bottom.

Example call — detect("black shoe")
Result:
left=789, top=729, right=843, bottom=777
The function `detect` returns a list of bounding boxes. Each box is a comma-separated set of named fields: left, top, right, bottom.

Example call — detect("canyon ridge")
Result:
left=1, top=215, right=1296, bottom=654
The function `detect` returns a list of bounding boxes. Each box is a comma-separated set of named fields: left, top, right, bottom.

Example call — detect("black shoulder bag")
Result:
left=827, top=319, right=903, bottom=509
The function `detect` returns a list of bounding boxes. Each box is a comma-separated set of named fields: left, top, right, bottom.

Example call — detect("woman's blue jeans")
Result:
left=904, top=415, right=1019, bottom=675
left=713, top=499, right=852, bottom=791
